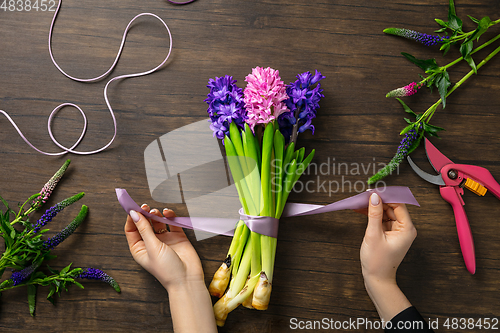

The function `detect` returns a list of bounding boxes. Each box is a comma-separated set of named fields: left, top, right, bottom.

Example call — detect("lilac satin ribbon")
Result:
left=116, top=186, right=419, bottom=238
left=1, top=0, right=174, bottom=155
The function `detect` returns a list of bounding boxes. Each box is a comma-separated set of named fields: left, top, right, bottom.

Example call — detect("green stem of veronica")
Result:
left=420, top=42, right=500, bottom=124
left=418, top=32, right=500, bottom=88
left=447, top=19, right=500, bottom=43
left=0, top=272, right=80, bottom=293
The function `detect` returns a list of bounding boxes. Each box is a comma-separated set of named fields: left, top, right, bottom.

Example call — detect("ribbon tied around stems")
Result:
left=116, top=186, right=419, bottom=238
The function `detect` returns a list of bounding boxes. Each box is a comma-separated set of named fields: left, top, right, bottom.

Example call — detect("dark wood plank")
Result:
left=0, top=0, right=499, bottom=331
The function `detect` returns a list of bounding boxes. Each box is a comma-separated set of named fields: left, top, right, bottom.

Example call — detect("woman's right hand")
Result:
left=360, top=192, right=417, bottom=322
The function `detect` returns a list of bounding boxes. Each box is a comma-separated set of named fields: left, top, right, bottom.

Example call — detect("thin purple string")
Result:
left=1, top=0, right=173, bottom=155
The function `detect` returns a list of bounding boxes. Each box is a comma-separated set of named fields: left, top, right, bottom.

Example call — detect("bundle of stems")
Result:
left=209, top=122, right=314, bottom=326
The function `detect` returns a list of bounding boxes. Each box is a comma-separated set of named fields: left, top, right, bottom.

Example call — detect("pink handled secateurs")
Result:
left=407, top=138, right=500, bottom=274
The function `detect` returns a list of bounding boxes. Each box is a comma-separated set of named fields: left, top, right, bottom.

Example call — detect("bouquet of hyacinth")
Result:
left=0, top=160, right=120, bottom=316
left=204, top=67, right=325, bottom=326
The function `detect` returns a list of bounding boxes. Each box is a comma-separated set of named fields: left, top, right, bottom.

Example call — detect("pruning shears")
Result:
left=407, top=138, right=500, bottom=274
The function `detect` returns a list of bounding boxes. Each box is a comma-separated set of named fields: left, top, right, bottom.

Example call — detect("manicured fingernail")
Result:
left=130, top=210, right=140, bottom=223
left=150, top=209, right=158, bottom=214
left=370, top=193, right=380, bottom=206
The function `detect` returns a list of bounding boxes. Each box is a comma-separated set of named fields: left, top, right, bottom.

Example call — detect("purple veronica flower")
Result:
left=205, top=75, right=246, bottom=141
left=395, top=127, right=420, bottom=158
left=368, top=126, right=422, bottom=184
left=74, top=267, right=121, bottom=292
left=1, top=261, right=42, bottom=287
left=384, top=28, right=448, bottom=46
left=279, top=70, right=325, bottom=141
left=42, top=205, right=88, bottom=250
left=32, top=192, right=85, bottom=233
left=31, top=159, right=71, bottom=211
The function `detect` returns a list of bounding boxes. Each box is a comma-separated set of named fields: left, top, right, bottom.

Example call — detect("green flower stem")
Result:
left=228, top=236, right=252, bottom=299
left=418, top=32, right=500, bottom=88
left=447, top=18, right=500, bottom=42
left=227, top=220, right=245, bottom=258
left=250, top=231, right=261, bottom=277
left=224, top=137, right=252, bottom=214
left=260, top=123, right=275, bottom=217
left=231, top=221, right=250, bottom=276
left=421, top=42, right=500, bottom=124
left=0, top=272, right=79, bottom=293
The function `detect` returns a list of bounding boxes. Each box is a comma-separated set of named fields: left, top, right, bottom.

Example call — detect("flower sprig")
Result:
left=206, top=67, right=324, bottom=326
left=369, top=0, right=500, bottom=184
left=0, top=161, right=120, bottom=315
left=384, top=0, right=500, bottom=107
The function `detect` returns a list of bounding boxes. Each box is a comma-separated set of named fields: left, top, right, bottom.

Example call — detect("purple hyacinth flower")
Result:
left=209, top=117, right=229, bottom=140
left=32, top=192, right=85, bottom=234
left=279, top=70, right=325, bottom=142
left=384, top=28, right=449, bottom=46
left=205, top=75, right=246, bottom=142
left=42, top=205, right=88, bottom=250
left=74, top=267, right=121, bottom=292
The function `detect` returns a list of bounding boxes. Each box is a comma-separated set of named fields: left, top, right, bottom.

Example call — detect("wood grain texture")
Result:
left=0, top=0, right=499, bottom=331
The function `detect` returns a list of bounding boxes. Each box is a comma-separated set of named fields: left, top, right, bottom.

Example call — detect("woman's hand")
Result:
left=124, top=204, right=203, bottom=290
left=124, top=205, right=217, bottom=333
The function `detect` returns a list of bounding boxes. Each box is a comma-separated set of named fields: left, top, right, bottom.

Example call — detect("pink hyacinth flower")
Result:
left=386, top=82, right=421, bottom=98
left=244, top=67, right=289, bottom=130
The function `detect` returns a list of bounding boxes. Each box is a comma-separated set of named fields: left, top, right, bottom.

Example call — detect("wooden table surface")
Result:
left=1, top=0, right=499, bottom=332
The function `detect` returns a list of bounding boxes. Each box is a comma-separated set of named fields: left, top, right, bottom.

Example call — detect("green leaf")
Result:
left=423, top=123, right=445, bottom=137
left=401, top=53, right=439, bottom=72
left=60, top=263, right=72, bottom=275
left=47, top=285, right=56, bottom=300
left=468, top=15, right=479, bottom=24
left=435, top=18, right=447, bottom=28
left=447, top=0, right=462, bottom=31
left=460, top=40, right=473, bottom=58
left=465, top=16, right=494, bottom=44
left=436, top=71, right=451, bottom=108
left=396, top=98, right=417, bottom=117
left=28, top=285, right=37, bottom=316
left=448, top=14, right=463, bottom=31
left=400, top=124, right=414, bottom=135
left=47, top=265, right=59, bottom=275
left=440, top=43, right=452, bottom=56
left=73, top=281, right=84, bottom=289
left=0, top=218, right=14, bottom=248
left=407, top=131, right=425, bottom=155
left=464, top=55, right=477, bottom=73
left=404, top=118, right=412, bottom=124
left=448, top=0, right=456, bottom=17
left=0, top=195, right=9, bottom=210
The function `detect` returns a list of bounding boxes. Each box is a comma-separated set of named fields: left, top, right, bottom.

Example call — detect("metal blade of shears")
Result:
left=407, top=156, right=446, bottom=186
left=425, top=138, right=454, bottom=173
